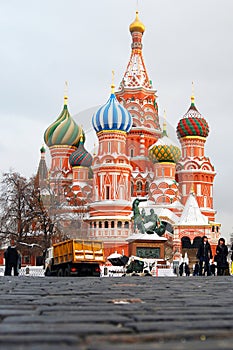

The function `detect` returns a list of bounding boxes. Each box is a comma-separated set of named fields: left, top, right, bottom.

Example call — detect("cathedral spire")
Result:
left=162, top=110, right=168, bottom=137
left=111, top=70, right=115, bottom=94
left=64, top=81, right=68, bottom=106
left=119, top=11, right=151, bottom=90
left=191, top=81, right=195, bottom=106
left=35, top=145, right=48, bottom=189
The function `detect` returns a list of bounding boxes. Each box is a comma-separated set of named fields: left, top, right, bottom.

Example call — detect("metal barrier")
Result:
left=19, top=266, right=45, bottom=277
left=0, top=266, right=45, bottom=277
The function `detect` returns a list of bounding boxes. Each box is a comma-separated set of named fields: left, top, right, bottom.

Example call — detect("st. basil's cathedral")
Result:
left=38, top=11, right=221, bottom=265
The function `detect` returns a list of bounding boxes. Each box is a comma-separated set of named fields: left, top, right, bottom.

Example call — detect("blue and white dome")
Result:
left=92, top=92, right=132, bottom=133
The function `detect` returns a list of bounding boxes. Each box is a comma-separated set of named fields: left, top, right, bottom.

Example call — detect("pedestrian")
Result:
left=4, top=245, right=21, bottom=276
left=179, top=262, right=190, bottom=276
left=214, top=237, right=228, bottom=276
left=210, top=261, right=217, bottom=276
left=196, top=236, right=213, bottom=276
left=231, top=242, right=233, bottom=275
left=193, top=261, right=200, bottom=276
left=184, top=263, right=190, bottom=276
left=179, top=262, right=184, bottom=276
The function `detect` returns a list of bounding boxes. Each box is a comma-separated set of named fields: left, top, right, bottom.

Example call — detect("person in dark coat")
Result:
left=196, top=236, right=213, bottom=276
left=179, top=262, right=190, bottom=276
left=231, top=243, right=233, bottom=275
left=184, top=263, right=190, bottom=276
left=179, top=262, right=184, bottom=276
left=193, top=261, right=200, bottom=276
left=215, top=238, right=228, bottom=276
left=210, top=261, right=217, bottom=276
left=4, top=246, right=20, bottom=276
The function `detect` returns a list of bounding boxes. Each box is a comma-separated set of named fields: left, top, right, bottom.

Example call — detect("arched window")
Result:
left=136, top=181, right=142, bottom=192
left=130, top=149, right=134, bottom=157
left=60, top=158, right=63, bottom=168
left=182, top=184, right=186, bottom=195
left=131, top=182, right=134, bottom=196
left=125, top=221, right=129, bottom=229
left=192, top=236, right=202, bottom=248
left=117, top=221, right=122, bottom=228
left=181, top=237, right=191, bottom=249
left=111, top=221, right=114, bottom=228
left=105, top=186, right=110, bottom=200
left=95, top=186, right=98, bottom=201
left=145, top=181, right=149, bottom=193
left=119, top=186, right=124, bottom=200
left=104, top=221, right=108, bottom=228
left=99, top=222, right=102, bottom=228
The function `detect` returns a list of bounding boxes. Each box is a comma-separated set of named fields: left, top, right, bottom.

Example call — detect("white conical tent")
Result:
left=178, top=192, right=208, bottom=225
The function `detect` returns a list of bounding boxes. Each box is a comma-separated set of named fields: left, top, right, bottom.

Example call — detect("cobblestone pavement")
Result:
left=0, top=275, right=233, bottom=350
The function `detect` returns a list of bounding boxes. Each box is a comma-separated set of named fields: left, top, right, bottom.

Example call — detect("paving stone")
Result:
left=0, top=275, right=232, bottom=349
left=0, top=323, right=132, bottom=335
left=3, top=314, right=132, bottom=324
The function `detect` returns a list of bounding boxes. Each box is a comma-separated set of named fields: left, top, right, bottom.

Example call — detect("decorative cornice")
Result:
left=49, top=145, right=77, bottom=150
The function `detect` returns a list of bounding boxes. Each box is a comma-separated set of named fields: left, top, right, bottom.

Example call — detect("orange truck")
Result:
left=45, top=239, right=105, bottom=277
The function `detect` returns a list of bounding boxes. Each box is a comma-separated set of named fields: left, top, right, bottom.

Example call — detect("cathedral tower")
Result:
left=44, top=92, right=82, bottom=192
left=35, top=145, right=48, bottom=190
left=115, top=11, right=161, bottom=197
left=148, top=116, right=181, bottom=211
left=89, top=79, right=133, bottom=254
left=176, top=92, right=216, bottom=222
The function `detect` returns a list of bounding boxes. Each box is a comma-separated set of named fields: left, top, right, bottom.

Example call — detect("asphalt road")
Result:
left=0, top=275, right=232, bottom=350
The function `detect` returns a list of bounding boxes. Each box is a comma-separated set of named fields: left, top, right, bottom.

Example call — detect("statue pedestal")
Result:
left=126, top=233, right=167, bottom=261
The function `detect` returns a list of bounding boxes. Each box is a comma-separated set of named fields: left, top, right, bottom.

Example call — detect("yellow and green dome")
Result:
left=44, top=96, right=82, bottom=147
left=149, top=125, right=181, bottom=163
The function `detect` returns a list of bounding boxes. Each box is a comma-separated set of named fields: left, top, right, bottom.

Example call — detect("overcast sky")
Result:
left=0, top=1, right=232, bottom=241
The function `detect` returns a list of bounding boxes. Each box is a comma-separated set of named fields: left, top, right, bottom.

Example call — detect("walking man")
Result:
left=196, top=236, right=213, bottom=276
left=4, top=245, right=21, bottom=276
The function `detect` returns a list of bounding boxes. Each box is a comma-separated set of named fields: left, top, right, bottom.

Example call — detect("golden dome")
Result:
left=129, top=11, right=145, bottom=34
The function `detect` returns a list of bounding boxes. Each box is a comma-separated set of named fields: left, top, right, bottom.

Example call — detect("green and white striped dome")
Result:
left=44, top=96, right=82, bottom=147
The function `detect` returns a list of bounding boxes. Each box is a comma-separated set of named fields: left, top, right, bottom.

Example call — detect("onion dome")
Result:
left=69, top=133, right=93, bottom=168
left=177, top=94, right=209, bottom=139
left=149, top=120, right=181, bottom=163
left=92, top=79, right=132, bottom=133
left=44, top=94, right=82, bottom=147
left=129, top=11, right=145, bottom=34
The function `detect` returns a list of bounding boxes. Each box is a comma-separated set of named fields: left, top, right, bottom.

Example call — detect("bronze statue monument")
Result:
left=132, top=198, right=166, bottom=235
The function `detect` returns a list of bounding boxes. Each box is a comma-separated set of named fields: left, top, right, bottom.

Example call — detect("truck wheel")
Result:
left=64, top=267, right=70, bottom=277
left=57, top=268, right=64, bottom=277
